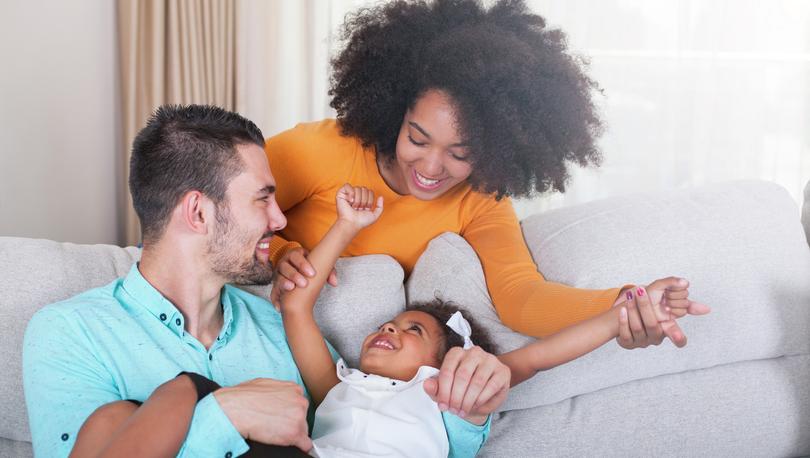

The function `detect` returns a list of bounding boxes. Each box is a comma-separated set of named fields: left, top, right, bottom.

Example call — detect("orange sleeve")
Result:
left=267, top=234, right=302, bottom=267
left=461, top=196, right=622, bottom=338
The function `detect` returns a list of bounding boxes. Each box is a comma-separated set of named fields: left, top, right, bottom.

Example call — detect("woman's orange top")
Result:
left=264, top=119, right=621, bottom=337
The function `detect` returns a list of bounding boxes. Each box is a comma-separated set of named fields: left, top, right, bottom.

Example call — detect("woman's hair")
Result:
left=330, top=0, right=604, bottom=199
left=406, top=300, right=496, bottom=359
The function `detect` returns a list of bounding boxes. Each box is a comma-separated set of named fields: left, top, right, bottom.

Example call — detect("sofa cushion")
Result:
left=407, top=180, right=810, bottom=411
left=803, top=179, right=810, bottom=247
left=481, top=353, right=810, bottom=457
left=1, top=237, right=404, bottom=444
left=240, top=255, right=406, bottom=367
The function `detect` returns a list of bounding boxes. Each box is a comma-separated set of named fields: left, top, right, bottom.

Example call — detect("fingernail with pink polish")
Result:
left=626, top=291, right=633, bottom=301
left=637, top=287, right=645, bottom=297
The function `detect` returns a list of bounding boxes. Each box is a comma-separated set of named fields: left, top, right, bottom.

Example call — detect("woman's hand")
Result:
left=615, top=277, right=710, bottom=349
left=270, top=247, right=338, bottom=308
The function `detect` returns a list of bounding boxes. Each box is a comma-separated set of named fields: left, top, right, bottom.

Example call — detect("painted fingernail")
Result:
left=665, top=306, right=671, bottom=312
left=637, top=287, right=645, bottom=297
left=626, top=291, right=633, bottom=300
left=449, top=408, right=459, bottom=415
left=439, top=403, right=448, bottom=411
left=459, top=410, right=467, bottom=418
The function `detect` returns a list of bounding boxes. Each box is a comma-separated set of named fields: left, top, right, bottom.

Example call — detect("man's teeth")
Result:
left=257, top=242, right=270, bottom=249
left=415, top=172, right=440, bottom=187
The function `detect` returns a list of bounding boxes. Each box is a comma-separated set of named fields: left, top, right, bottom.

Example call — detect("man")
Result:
left=23, top=105, right=510, bottom=457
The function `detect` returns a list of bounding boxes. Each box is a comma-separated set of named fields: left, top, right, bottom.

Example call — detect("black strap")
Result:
left=176, top=371, right=223, bottom=402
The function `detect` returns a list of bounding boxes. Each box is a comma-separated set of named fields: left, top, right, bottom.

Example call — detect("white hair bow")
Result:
left=446, top=311, right=474, bottom=350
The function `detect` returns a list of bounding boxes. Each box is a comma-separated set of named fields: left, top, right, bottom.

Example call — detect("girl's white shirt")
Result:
left=310, top=359, right=448, bottom=458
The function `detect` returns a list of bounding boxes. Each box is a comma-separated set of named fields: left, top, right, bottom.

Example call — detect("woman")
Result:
left=265, top=0, right=708, bottom=346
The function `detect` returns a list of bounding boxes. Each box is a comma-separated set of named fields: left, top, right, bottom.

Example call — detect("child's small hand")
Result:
left=336, top=184, right=383, bottom=229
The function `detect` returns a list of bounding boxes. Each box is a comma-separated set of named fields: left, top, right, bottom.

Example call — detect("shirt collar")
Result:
left=121, top=263, right=235, bottom=340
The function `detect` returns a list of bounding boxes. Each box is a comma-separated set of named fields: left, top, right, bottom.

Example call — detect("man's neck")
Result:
left=138, top=244, right=225, bottom=349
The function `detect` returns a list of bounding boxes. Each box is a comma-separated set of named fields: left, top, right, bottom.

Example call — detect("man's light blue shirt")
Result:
left=23, top=264, right=488, bottom=457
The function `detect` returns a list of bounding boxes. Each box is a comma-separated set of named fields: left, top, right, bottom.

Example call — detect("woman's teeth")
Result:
left=415, top=171, right=441, bottom=187
left=257, top=241, right=270, bottom=250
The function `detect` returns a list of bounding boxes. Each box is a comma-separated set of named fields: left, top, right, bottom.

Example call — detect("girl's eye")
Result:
left=409, top=325, right=422, bottom=335
left=407, top=135, right=426, bottom=147
left=450, top=152, right=468, bottom=161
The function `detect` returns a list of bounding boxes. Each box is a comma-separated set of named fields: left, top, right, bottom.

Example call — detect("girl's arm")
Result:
left=499, top=306, right=625, bottom=387
left=71, top=375, right=198, bottom=457
left=280, top=184, right=383, bottom=405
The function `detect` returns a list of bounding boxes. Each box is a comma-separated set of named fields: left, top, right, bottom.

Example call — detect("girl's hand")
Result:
left=616, top=277, right=711, bottom=349
left=335, top=184, right=383, bottom=230
left=270, top=247, right=338, bottom=309
left=647, top=277, right=710, bottom=319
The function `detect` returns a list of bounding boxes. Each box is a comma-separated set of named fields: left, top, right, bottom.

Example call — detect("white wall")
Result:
left=0, top=0, right=120, bottom=245
left=513, top=0, right=810, bottom=217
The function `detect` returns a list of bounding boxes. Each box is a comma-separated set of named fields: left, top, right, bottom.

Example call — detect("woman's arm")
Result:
left=280, top=185, right=383, bottom=405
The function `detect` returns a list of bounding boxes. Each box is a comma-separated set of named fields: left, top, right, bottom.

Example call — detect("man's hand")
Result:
left=214, top=378, right=312, bottom=452
left=270, top=247, right=338, bottom=308
left=423, top=346, right=510, bottom=425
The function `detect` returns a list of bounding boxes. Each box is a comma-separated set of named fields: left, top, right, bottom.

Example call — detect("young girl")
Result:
left=280, top=184, right=680, bottom=457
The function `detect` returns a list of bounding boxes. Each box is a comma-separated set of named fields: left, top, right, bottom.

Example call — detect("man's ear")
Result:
left=179, top=190, right=213, bottom=235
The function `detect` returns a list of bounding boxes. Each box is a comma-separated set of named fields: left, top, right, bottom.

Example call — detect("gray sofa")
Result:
left=2, top=179, right=809, bottom=457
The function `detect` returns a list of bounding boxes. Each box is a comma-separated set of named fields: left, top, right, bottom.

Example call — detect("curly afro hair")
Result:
left=406, top=299, right=497, bottom=359
left=330, top=0, right=604, bottom=198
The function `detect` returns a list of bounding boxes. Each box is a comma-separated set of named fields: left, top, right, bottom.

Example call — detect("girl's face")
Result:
left=381, top=89, right=474, bottom=200
left=359, top=310, right=445, bottom=381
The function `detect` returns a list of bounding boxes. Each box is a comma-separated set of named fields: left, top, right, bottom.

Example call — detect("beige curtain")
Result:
left=118, top=0, right=237, bottom=246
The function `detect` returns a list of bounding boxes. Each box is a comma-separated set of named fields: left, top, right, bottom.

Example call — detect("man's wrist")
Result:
left=212, top=387, right=248, bottom=439
left=464, top=413, right=489, bottom=426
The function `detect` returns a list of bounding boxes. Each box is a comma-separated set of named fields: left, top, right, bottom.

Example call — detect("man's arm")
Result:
left=24, top=307, right=310, bottom=457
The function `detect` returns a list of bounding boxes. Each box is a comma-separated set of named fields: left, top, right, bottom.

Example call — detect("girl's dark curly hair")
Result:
left=330, top=0, right=604, bottom=198
left=406, top=299, right=496, bottom=360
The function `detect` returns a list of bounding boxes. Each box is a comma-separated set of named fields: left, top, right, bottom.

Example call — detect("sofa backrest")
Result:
left=802, top=181, right=810, bottom=246
left=0, top=239, right=141, bottom=446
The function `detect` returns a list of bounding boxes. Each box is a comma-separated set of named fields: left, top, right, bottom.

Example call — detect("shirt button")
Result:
left=159, top=313, right=167, bottom=321
left=61, top=433, right=69, bottom=441
left=175, top=318, right=181, bottom=326
left=225, top=452, right=232, bottom=458
left=209, top=354, right=213, bottom=361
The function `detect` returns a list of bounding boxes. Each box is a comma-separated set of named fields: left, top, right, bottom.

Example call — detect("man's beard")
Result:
left=207, top=204, right=274, bottom=285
